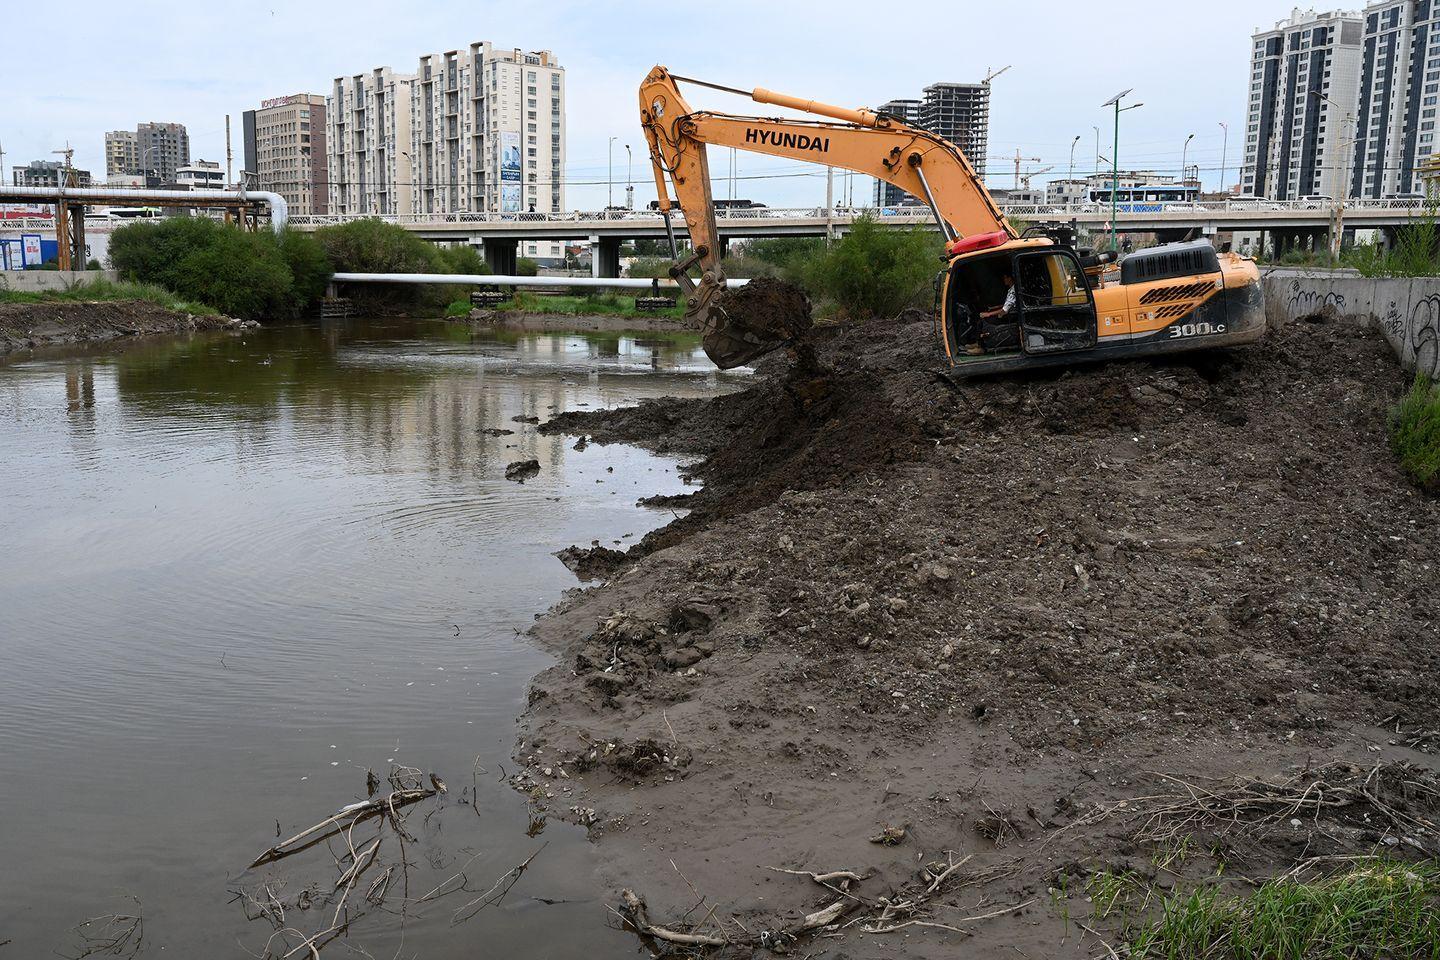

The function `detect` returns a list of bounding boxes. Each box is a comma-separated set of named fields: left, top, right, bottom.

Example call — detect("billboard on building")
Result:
left=500, top=131, right=521, bottom=212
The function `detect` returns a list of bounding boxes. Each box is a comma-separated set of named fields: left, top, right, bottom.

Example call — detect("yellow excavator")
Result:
left=639, top=66, right=1265, bottom=373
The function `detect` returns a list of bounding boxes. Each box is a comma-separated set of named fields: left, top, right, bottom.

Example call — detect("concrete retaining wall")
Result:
left=0, top=270, right=119, bottom=292
left=1263, top=272, right=1440, bottom=377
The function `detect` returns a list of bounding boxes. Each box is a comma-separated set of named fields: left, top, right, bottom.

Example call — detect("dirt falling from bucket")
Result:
left=702, top=277, right=815, bottom=368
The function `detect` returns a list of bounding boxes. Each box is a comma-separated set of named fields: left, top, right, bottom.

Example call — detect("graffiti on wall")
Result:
left=1286, top=280, right=1347, bottom=318
left=1403, top=294, right=1440, bottom=377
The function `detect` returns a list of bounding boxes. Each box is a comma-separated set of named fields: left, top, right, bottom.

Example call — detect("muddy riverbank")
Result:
left=519, top=311, right=1440, bottom=956
left=0, top=300, right=246, bottom=355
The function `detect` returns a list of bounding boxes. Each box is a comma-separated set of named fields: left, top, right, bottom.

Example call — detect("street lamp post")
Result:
left=1182, top=133, right=1195, bottom=188
left=1218, top=122, right=1229, bottom=196
left=1068, top=135, right=1081, bottom=203
left=608, top=136, right=617, bottom=210
left=1093, top=126, right=1101, bottom=176
left=1102, top=90, right=1143, bottom=252
left=625, top=143, right=634, bottom=210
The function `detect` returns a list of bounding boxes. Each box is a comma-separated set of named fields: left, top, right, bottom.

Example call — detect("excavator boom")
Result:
left=640, top=65, right=1012, bottom=368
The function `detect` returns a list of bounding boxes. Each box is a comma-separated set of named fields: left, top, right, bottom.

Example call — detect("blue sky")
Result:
left=4, top=0, right=1282, bottom=208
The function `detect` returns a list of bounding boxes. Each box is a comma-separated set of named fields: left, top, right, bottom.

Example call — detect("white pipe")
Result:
left=331, top=273, right=750, bottom=289
left=0, top=185, right=288, bottom=231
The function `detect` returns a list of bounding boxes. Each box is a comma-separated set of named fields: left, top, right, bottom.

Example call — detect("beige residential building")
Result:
left=411, top=43, right=565, bottom=260
left=327, top=67, right=416, bottom=215
left=243, top=94, right=328, bottom=216
left=104, top=130, right=139, bottom=178
left=410, top=44, right=564, bottom=217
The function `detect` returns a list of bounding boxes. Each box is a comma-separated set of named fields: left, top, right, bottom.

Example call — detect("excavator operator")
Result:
left=968, top=271, right=1017, bottom=355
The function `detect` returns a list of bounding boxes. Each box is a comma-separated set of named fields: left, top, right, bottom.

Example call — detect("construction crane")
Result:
left=1020, top=165, right=1054, bottom=191
left=1010, top=149, right=1043, bottom=189
left=639, top=65, right=1265, bottom=374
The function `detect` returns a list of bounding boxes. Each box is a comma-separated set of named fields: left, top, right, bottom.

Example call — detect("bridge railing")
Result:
left=3, top=199, right=1432, bottom=236
left=281, top=198, right=1433, bottom=228
left=283, top=206, right=940, bottom=228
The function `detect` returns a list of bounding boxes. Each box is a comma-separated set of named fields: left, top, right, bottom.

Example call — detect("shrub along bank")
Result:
left=106, top=217, right=497, bottom=320
left=109, top=217, right=329, bottom=321
left=313, top=219, right=488, bottom=311
left=1392, top=375, right=1440, bottom=493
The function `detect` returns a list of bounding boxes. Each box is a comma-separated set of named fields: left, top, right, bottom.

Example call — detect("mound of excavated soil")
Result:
left=0, top=300, right=240, bottom=355
left=523, top=312, right=1440, bottom=958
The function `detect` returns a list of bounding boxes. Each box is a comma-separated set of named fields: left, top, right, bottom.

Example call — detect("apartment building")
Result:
left=1241, top=8, right=1364, bottom=200
left=104, top=130, right=139, bottom=178
left=176, top=160, right=225, bottom=190
left=410, top=44, right=564, bottom=260
left=1350, top=0, right=1440, bottom=197
left=243, top=94, right=328, bottom=216
left=327, top=44, right=566, bottom=259
left=872, top=99, right=922, bottom=206
left=12, top=160, right=92, bottom=188
left=869, top=82, right=991, bottom=206
left=920, top=83, right=992, bottom=181
left=327, top=67, right=417, bottom=216
left=136, top=122, right=191, bottom=183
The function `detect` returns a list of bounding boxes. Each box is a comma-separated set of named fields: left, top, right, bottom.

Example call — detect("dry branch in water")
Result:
left=249, top=789, right=435, bottom=868
left=61, top=906, right=144, bottom=960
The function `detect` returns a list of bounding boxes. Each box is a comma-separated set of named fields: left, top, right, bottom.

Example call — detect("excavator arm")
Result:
left=639, top=65, right=1015, bottom=368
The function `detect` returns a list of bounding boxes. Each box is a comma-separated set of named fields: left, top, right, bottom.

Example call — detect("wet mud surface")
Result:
left=522, top=311, right=1440, bottom=956
left=0, top=300, right=241, bottom=354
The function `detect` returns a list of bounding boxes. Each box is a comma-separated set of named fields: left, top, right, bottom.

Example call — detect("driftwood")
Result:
left=618, top=850, right=1021, bottom=953
left=249, top=789, right=435, bottom=868
left=619, top=891, right=731, bottom=948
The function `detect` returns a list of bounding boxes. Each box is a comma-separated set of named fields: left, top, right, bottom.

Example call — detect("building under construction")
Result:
left=872, top=82, right=991, bottom=205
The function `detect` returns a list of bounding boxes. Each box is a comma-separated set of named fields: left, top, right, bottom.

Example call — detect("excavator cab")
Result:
left=944, top=243, right=1097, bottom=360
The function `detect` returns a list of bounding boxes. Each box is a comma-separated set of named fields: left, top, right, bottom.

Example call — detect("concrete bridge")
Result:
left=4, top=198, right=1431, bottom=277
left=281, top=199, right=1433, bottom=274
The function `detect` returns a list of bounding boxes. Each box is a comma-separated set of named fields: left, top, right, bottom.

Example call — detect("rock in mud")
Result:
left=555, top=544, right=630, bottom=581
left=511, top=415, right=541, bottom=425
left=505, top=458, right=540, bottom=482
left=481, top=428, right=515, bottom=437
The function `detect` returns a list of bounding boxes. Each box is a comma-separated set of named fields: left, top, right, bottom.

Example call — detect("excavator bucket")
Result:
left=696, top=277, right=814, bottom=369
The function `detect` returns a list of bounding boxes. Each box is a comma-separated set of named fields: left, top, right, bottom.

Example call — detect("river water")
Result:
left=0, top=317, right=740, bottom=958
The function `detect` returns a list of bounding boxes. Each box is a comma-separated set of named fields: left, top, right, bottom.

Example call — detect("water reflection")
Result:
left=0, top=316, right=740, bottom=958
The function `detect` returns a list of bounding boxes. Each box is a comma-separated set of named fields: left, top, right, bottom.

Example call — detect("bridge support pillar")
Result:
left=484, top=238, right=518, bottom=276
left=716, top=236, right=730, bottom=260
left=591, top=235, right=621, bottom=279
left=53, top=203, right=87, bottom=271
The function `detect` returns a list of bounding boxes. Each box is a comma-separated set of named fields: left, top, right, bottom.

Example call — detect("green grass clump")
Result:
left=0, top=279, right=219, bottom=316
left=1127, top=861, right=1440, bottom=959
left=1392, top=376, right=1440, bottom=493
left=443, top=298, right=471, bottom=317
